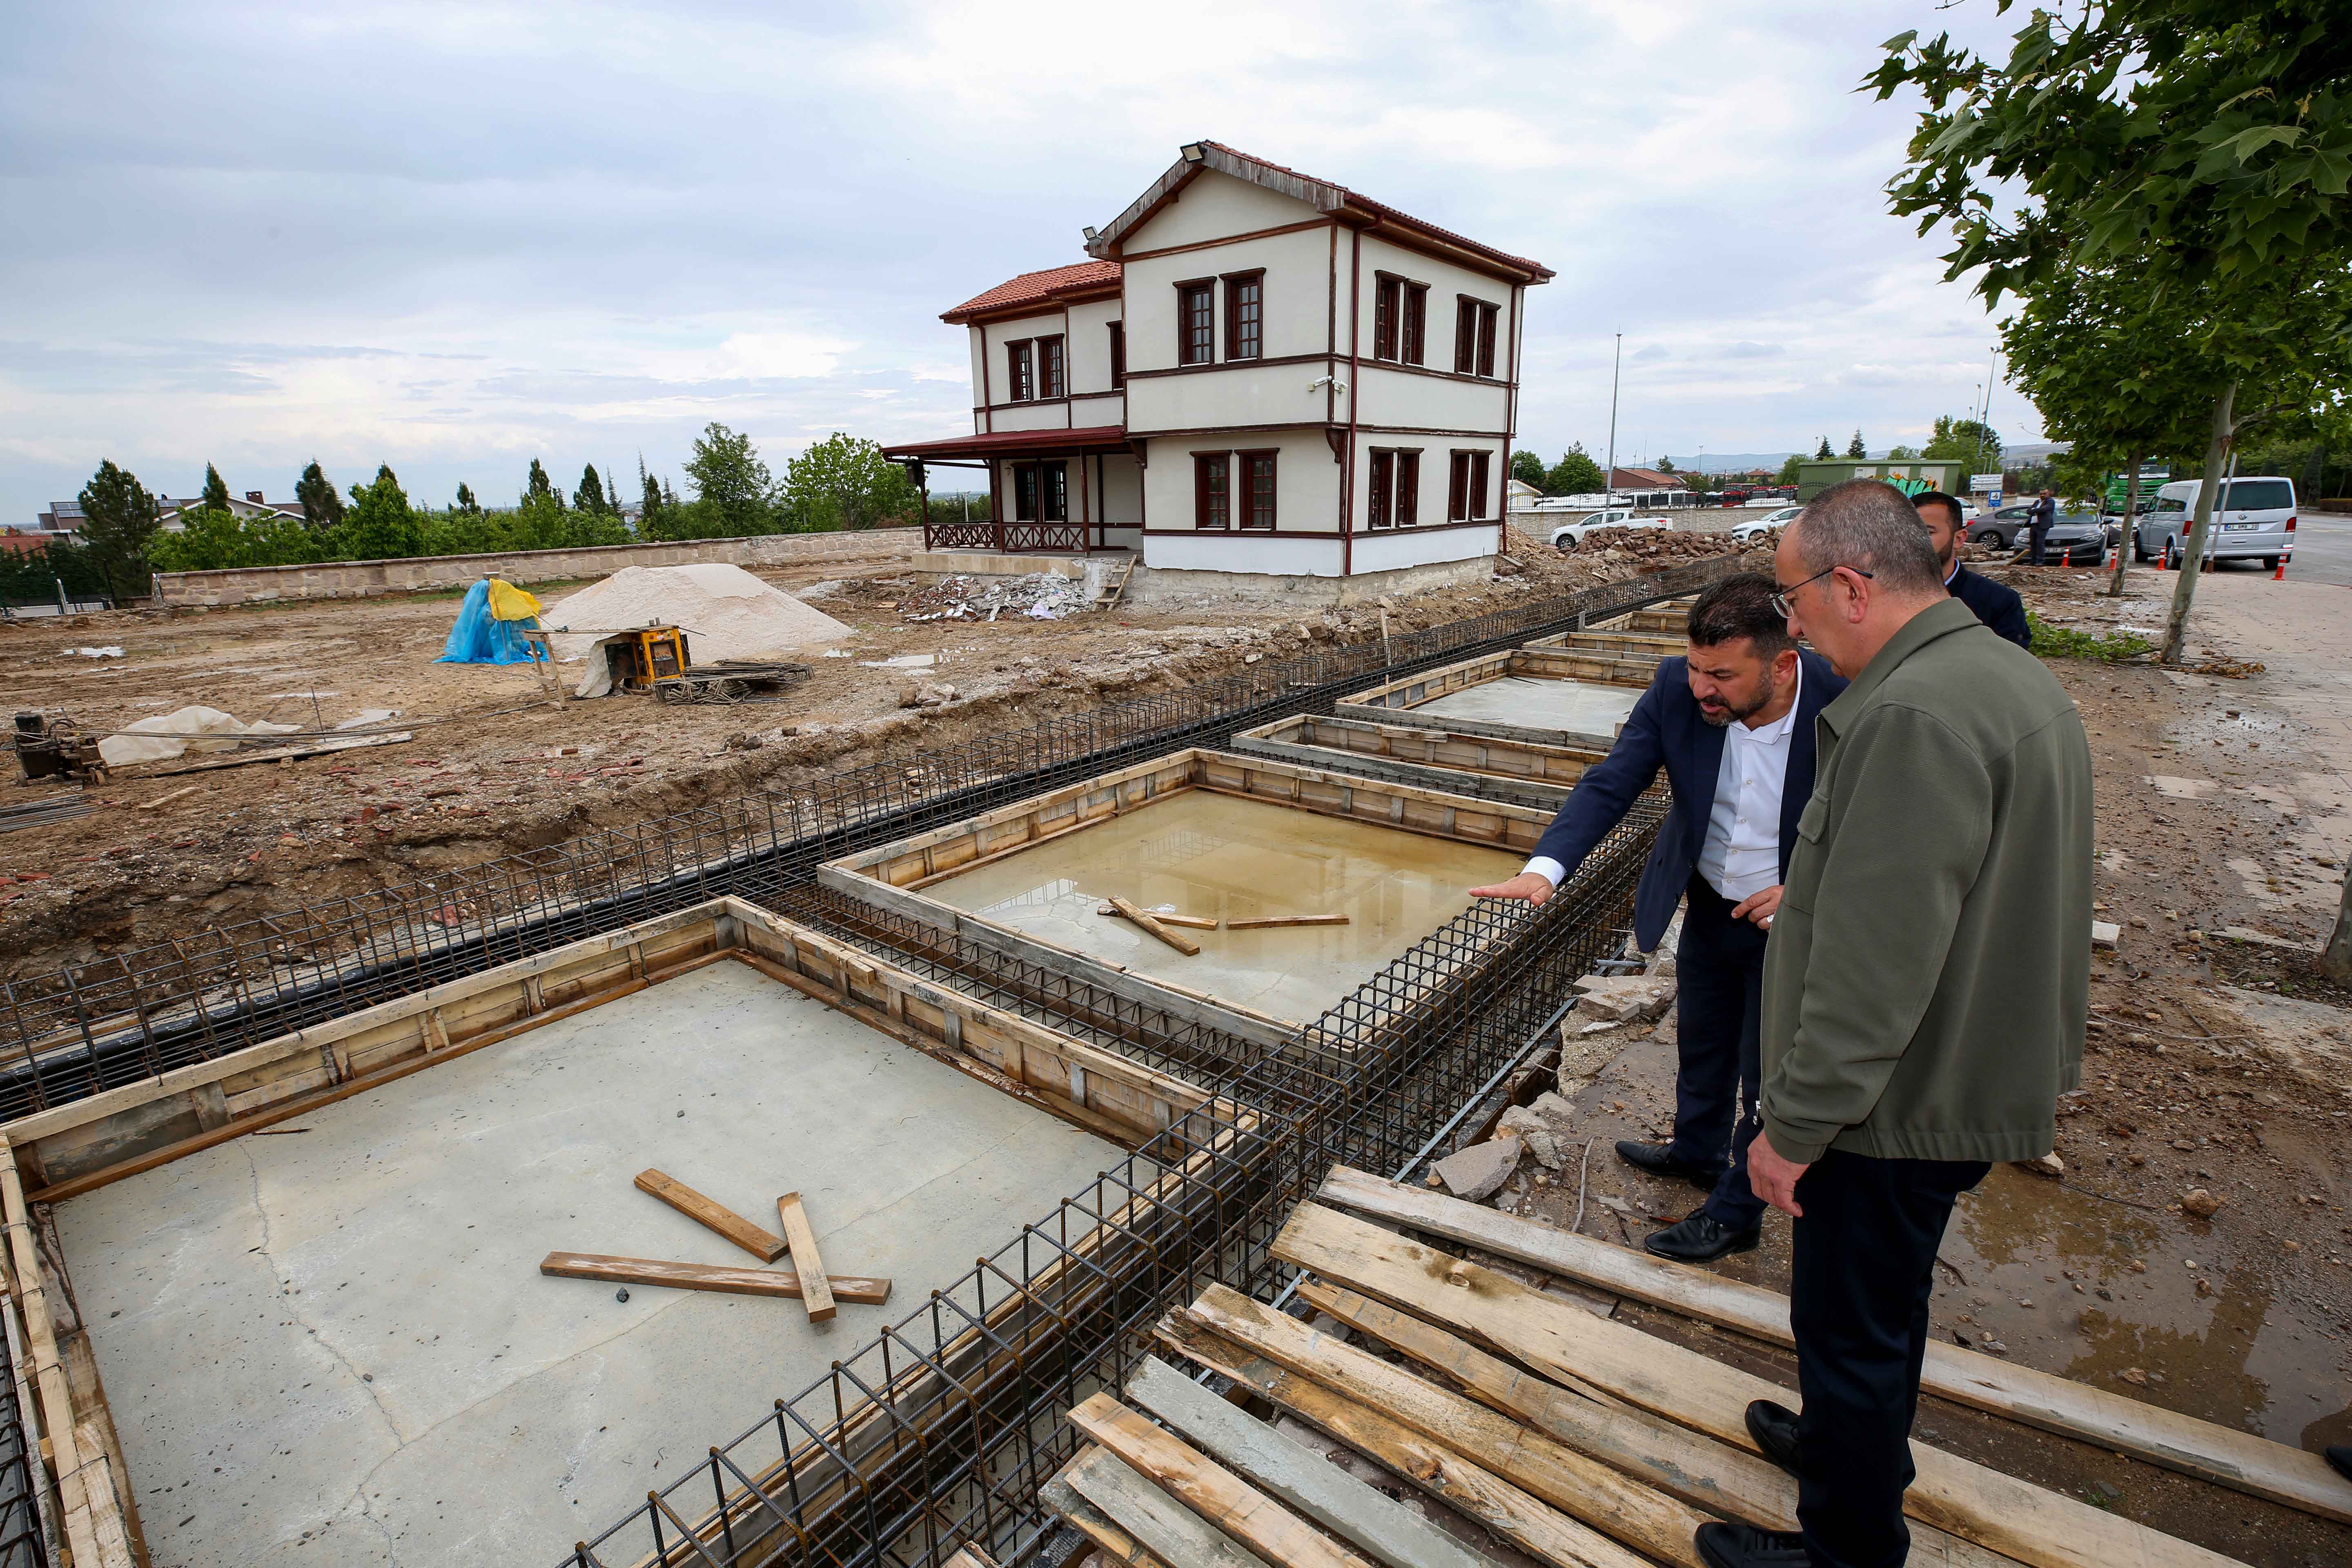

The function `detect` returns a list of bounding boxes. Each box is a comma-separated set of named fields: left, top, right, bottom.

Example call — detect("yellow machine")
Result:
left=604, top=626, right=691, bottom=692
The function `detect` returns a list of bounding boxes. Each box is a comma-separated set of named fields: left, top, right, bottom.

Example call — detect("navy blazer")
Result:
left=1530, top=650, right=1845, bottom=951
left=1947, top=564, right=2031, bottom=650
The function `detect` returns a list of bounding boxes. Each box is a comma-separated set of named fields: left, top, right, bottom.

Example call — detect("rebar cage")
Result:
left=0, top=553, right=1753, bottom=1568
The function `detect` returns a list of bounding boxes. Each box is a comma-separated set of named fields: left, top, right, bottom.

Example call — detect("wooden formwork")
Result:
left=1226, top=712, right=1605, bottom=811
left=1334, top=646, right=1653, bottom=749
left=1521, top=626, right=1683, bottom=662
left=818, top=748, right=1554, bottom=1042
left=1589, top=597, right=1693, bottom=635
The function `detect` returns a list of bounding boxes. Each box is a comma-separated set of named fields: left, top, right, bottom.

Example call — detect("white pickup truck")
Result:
left=1548, top=510, right=1673, bottom=552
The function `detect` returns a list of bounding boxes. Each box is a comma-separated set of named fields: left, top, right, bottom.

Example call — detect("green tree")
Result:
left=1845, top=430, right=1866, bottom=459
left=680, top=421, right=775, bottom=536
left=200, top=462, right=232, bottom=513
left=339, top=464, right=424, bottom=560
left=296, top=460, right=343, bottom=530
left=1775, top=454, right=1803, bottom=486
left=1544, top=444, right=1606, bottom=496
left=1922, top=415, right=2002, bottom=466
left=525, top=458, right=557, bottom=505
left=1813, top=436, right=1834, bottom=459
left=455, top=481, right=479, bottom=513
left=1509, top=450, right=1548, bottom=490
left=1886, top=443, right=1921, bottom=460
left=780, top=433, right=918, bottom=532
left=76, top=459, right=162, bottom=599
left=575, top=463, right=611, bottom=515
left=637, top=458, right=664, bottom=535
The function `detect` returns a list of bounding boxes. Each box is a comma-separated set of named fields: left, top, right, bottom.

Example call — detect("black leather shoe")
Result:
left=1695, top=1520, right=1809, bottom=1568
left=1615, top=1139, right=1726, bottom=1189
left=1746, top=1399, right=1801, bottom=1477
left=1646, top=1213, right=1762, bottom=1263
left=2328, top=1445, right=2352, bottom=1483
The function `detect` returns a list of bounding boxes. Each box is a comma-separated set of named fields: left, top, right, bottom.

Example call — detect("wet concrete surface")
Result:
left=56, top=961, right=1118, bottom=1567
left=1413, top=675, right=1642, bottom=740
left=922, top=791, right=1523, bottom=1025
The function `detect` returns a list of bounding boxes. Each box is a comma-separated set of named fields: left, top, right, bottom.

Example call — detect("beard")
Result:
left=1698, top=673, right=1780, bottom=727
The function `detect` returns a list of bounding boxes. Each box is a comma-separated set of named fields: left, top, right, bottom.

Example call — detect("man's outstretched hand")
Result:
left=1470, top=871, right=1556, bottom=907
left=1747, top=1134, right=1810, bottom=1217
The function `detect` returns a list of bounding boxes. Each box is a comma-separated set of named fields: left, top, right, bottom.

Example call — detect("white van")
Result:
left=2133, top=476, right=2296, bottom=568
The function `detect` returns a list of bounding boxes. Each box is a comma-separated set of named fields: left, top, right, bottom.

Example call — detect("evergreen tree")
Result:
left=341, top=464, right=424, bottom=559
left=455, top=481, right=479, bottom=513
left=296, top=460, right=344, bottom=530
left=200, top=462, right=232, bottom=512
left=526, top=458, right=556, bottom=504
left=638, top=457, right=663, bottom=532
left=76, top=459, right=163, bottom=600
left=575, top=463, right=610, bottom=514
left=1845, top=430, right=1867, bottom=459
left=1814, top=435, right=1835, bottom=459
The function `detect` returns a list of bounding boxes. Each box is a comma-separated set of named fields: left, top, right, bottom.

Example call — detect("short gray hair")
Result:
left=1795, top=479, right=1945, bottom=595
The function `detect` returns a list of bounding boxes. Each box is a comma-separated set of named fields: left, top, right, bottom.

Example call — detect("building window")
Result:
left=1240, top=450, right=1276, bottom=529
left=1396, top=451, right=1420, bottom=524
left=1225, top=272, right=1263, bottom=361
left=1375, top=276, right=1427, bottom=365
left=1038, top=335, right=1065, bottom=400
left=1374, top=276, right=1400, bottom=361
left=1012, top=463, right=1041, bottom=521
left=1108, top=322, right=1126, bottom=389
left=1041, top=461, right=1068, bottom=522
left=1178, top=282, right=1214, bottom=365
left=1403, top=283, right=1428, bottom=365
left=1194, top=453, right=1230, bottom=529
left=1007, top=340, right=1035, bottom=401
left=1471, top=450, right=1490, bottom=517
left=1449, top=450, right=1492, bottom=521
left=1454, top=297, right=1499, bottom=376
left=1368, top=451, right=1394, bottom=529
left=1367, top=448, right=1422, bottom=528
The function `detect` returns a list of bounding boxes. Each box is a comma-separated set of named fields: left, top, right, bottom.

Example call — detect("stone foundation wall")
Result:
left=153, top=528, right=923, bottom=608
left=1123, top=552, right=1495, bottom=608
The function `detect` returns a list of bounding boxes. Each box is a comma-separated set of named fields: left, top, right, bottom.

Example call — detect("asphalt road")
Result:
left=2283, top=511, right=2352, bottom=588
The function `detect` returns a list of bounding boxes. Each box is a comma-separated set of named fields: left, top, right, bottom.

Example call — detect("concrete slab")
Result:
left=920, top=791, right=1522, bottom=1024
left=1413, top=675, right=1641, bottom=741
left=57, top=960, right=1116, bottom=1567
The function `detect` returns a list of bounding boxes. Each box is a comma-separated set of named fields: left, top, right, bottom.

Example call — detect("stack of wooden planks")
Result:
left=1032, top=1171, right=2348, bottom=1568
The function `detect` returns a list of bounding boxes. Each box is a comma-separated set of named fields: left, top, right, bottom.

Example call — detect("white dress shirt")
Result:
left=1523, top=662, right=1802, bottom=897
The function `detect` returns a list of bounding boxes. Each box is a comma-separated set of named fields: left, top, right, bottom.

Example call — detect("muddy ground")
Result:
left=1471, top=561, right=2352, bottom=1567
left=0, top=527, right=1740, bottom=975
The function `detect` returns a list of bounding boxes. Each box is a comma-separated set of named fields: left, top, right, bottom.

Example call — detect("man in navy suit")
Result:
left=1914, top=490, right=2031, bottom=649
left=1473, top=573, right=1845, bottom=1262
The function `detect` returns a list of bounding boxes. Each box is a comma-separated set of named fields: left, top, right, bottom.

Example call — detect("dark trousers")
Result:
left=1790, top=1150, right=1989, bottom=1568
left=1668, top=878, right=1768, bottom=1232
left=2025, top=524, right=2050, bottom=564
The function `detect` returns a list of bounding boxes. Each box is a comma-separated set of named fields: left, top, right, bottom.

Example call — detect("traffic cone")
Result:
left=2274, top=557, right=2287, bottom=581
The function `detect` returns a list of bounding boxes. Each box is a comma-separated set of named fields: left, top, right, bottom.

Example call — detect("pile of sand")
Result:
left=540, top=564, right=853, bottom=664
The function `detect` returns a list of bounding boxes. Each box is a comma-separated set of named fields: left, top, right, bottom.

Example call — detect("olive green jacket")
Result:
left=1759, top=598, right=2092, bottom=1165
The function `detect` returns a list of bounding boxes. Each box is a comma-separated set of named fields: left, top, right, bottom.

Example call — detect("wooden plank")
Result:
left=634, top=1169, right=787, bottom=1263
left=1155, top=1312, right=1653, bottom=1568
left=1294, top=1281, right=2011, bottom=1568
left=1272, top=1202, right=2243, bottom=1568
left=1106, top=898, right=1203, bottom=957
left=942, top=1547, right=1000, bottom=1568
left=1319, top=1166, right=2352, bottom=1527
left=774, top=1193, right=835, bottom=1322
left=538, top=1251, right=889, bottom=1305
left=1176, top=1286, right=1704, bottom=1568
left=1038, top=1467, right=1175, bottom=1568
left=1058, top=1446, right=1273, bottom=1568
left=1098, top=903, right=1218, bottom=929
left=149, top=728, right=414, bottom=776
left=1223, top=915, right=1349, bottom=931
left=1123, top=1355, right=1503, bottom=1568
left=1067, top=1391, right=1376, bottom=1568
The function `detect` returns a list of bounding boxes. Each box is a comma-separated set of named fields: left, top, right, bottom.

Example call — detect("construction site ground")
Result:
left=0, top=528, right=1734, bottom=978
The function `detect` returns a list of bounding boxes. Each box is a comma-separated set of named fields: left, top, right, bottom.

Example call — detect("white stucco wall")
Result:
left=1140, top=427, right=1341, bottom=536
left=1122, top=223, right=1333, bottom=383
left=1125, top=169, right=1321, bottom=253
left=1142, top=530, right=1344, bottom=576
left=1127, top=359, right=1337, bottom=436
left=1352, top=365, right=1510, bottom=437
left=1069, top=393, right=1125, bottom=429
left=1350, top=522, right=1500, bottom=574
left=1354, top=233, right=1518, bottom=381
left=1100, top=453, right=1143, bottom=526
left=1065, top=298, right=1125, bottom=396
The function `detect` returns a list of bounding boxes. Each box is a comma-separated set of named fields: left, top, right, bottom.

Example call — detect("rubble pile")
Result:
left=896, top=572, right=1091, bottom=623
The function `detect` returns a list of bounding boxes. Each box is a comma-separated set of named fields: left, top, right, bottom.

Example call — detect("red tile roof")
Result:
left=941, top=261, right=1122, bottom=324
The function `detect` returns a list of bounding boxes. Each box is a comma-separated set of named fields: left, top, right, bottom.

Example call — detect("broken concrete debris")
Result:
left=897, top=571, right=1090, bottom=622
left=1570, top=971, right=1676, bottom=1024
left=1432, top=1136, right=1521, bottom=1200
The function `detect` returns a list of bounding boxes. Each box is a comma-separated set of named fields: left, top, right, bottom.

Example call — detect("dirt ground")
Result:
left=0, top=528, right=1742, bottom=976
left=1472, top=561, right=2352, bottom=1567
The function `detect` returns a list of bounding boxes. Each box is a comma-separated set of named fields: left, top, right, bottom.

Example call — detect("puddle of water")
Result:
left=1417, top=676, right=1641, bottom=739
left=1944, top=1164, right=2350, bottom=1448
left=920, top=791, right=1522, bottom=1023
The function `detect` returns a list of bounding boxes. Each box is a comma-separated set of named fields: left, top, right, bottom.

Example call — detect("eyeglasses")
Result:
left=1771, top=564, right=1873, bottom=618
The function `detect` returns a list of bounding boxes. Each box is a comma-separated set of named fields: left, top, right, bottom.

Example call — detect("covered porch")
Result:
left=884, top=425, right=1142, bottom=555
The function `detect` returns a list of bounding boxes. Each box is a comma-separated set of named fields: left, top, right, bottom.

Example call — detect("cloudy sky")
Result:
left=1, top=1, right=2043, bottom=523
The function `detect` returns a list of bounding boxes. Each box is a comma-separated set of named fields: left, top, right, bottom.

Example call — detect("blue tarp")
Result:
left=435, top=580, right=544, bottom=665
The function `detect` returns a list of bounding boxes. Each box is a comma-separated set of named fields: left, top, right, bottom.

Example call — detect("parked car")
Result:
left=1730, top=506, right=1802, bottom=542
left=1741, top=495, right=1788, bottom=508
left=1549, top=512, right=1671, bottom=551
left=1965, top=504, right=2104, bottom=565
left=2132, top=477, right=2297, bottom=568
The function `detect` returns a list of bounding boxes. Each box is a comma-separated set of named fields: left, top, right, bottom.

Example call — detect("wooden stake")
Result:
left=1105, top=896, right=1203, bottom=956
left=775, top=1192, right=835, bottom=1321
left=1097, top=903, right=1218, bottom=930
left=635, top=1168, right=788, bottom=1263
left=539, top=1251, right=887, bottom=1305
left=1225, top=915, right=1349, bottom=930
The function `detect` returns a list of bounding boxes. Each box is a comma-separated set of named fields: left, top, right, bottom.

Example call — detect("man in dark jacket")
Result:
left=2024, top=487, right=2058, bottom=565
left=1693, top=480, right=2092, bottom=1568
left=1913, top=490, right=2030, bottom=649
left=1472, top=574, right=1846, bottom=1263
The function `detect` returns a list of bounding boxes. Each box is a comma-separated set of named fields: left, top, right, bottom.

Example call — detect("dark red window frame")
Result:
left=1107, top=321, right=1126, bottom=389
left=1403, top=283, right=1428, bottom=365
left=1368, top=450, right=1394, bottom=529
left=1012, top=463, right=1041, bottom=520
left=1178, top=281, right=1214, bottom=365
left=1239, top=449, right=1276, bottom=530
left=1037, top=334, right=1065, bottom=400
left=1006, top=339, right=1035, bottom=401
left=1477, top=304, right=1498, bottom=378
left=1224, top=272, right=1263, bottom=361
left=1193, top=452, right=1230, bottom=529
left=1373, top=276, right=1400, bottom=361
left=1448, top=451, right=1470, bottom=521
left=1470, top=450, right=1491, bottom=518
left=1396, top=451, right=1421, bottom=525
left=1041, top=460, right=1068, bottom=522
left=1454, top=297, right=1499, bottom=377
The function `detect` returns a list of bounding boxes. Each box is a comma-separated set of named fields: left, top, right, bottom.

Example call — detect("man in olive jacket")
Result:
left=1692, top=480, right=2093, bottom=1568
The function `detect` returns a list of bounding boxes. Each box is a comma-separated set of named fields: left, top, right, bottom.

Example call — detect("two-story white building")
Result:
left=886, top=142, right=1552, bottom=597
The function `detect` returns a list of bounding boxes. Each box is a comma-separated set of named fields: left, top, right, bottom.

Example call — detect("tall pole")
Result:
left=1604, top=334, right=1622, bottom=503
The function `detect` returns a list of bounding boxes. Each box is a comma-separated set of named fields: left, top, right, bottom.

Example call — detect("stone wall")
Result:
left=152, top=528, right=922, bottom=608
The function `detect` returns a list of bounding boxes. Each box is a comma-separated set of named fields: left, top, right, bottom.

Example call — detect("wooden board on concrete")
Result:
left=774, top=1193, right=835, bottom=1321
left=634, top=1167, right=787, bottom=1263
left=1105, top=897, right=1205, bottom=956
left=538, top=1250, right=888, bottom=1305
left=1058, top=1444, right=1275, bottom=1568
